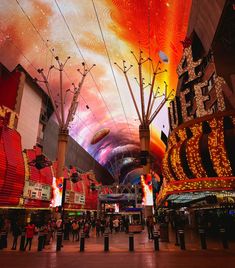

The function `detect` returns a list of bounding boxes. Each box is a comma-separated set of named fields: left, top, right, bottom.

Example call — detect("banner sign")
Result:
left=74, top=192, right=85, bottom=204
left=99, top=193, right=135, bottom=202
left=65, top=191, right=85, bottom=205
left=23, top=180, right=51, bottom=201
left=65, top=191, right=74, bottom=203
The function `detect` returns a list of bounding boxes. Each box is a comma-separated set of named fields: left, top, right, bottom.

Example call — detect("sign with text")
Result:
left=65, top=191, right=85, bottom=205
left=23, top=180, right=51, bottom=201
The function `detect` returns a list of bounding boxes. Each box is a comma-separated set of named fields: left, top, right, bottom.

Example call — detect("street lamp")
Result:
left=114, top=50, right=174, bottom=216
left=56, top=167, right=83, bottom=250
left=36, top=57, right=95, bottom=179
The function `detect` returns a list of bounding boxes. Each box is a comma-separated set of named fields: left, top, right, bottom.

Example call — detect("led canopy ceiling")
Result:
left=0, top=0, right=192, bottom=181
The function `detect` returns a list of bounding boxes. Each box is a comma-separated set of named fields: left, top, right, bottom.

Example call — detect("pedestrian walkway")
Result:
left=1, top=226, right=235, bottom=253
left=1, top=249, right=235, bottom=268
left=1, top=227, right=235, bottom=268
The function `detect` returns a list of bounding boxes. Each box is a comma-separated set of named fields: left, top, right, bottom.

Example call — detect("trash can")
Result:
left=159, top=223, right=169, bottom=242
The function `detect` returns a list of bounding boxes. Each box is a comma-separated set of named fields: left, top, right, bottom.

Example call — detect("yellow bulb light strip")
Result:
left=162, top=134, right=177, bottom=182
left=186, top=122, right=207, bottom=178
left=157, top=177, right=235, bottom=203
left=208, top=118, right=233, bottom=177
left=170, top=129, right=188, bottom=180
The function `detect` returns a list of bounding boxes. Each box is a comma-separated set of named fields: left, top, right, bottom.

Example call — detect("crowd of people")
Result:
left=0, top=215, right=150, bottom=251
left=1, top=209, right=234, bottom=251
left=63, top=216, right=131, bottom=240
left=0, top=218, right=59, bottom=251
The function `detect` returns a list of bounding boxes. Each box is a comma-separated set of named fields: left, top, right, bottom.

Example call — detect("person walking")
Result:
left=46, top=221, right=52, bottom=245
left=1, top=218, right=10, bottom=248
left=63, top=219, right=70, bottom=240
left=100, top=219, right=105, bottom=236
left=96, top=219, right=101, bottom=237
left=83, top=222, right=90, bottom=238
left=11, top=222, right=21, bottom=250
left=109, top=218, right=113, bottom=234
left=146, top=216, right=154, bottom=240
left=71, top=220, right=79, bottom=241
left=42, top=224, right=48, bottom=248
left=37, top=224, right=45, bottom=251
left=113, top=217, right=120, bottom=233
left=24, top=222, right=35, bottom=251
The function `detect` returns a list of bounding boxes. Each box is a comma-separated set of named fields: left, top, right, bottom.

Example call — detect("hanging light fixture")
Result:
left=28, top=154, right=52, bottom=170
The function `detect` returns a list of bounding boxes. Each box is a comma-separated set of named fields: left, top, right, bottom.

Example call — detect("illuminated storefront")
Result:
left=158, top=18, right=235, bottom=206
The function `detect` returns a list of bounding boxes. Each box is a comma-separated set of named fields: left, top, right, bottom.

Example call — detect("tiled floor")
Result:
left=1, top=227, right=235, bottom=268
left=1, top=249, right=235, bottom=268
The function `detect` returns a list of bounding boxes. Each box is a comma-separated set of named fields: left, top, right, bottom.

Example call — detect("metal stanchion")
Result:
left=56, top=229, right=63, bottom=251
left=80, top=232, right=85, bottom=252
left=178, top=230, right=185, bottom=250
left=220, top=228, right=228, bottom=249
left=153, top=231, right=159, bottom=251
left=19, top=231, right=26, bottom=251
left=104, top=232, right=109, bottom=252
left=199, top=229, right=207, bottom=250
left=129, top=233, right=134, bottom=252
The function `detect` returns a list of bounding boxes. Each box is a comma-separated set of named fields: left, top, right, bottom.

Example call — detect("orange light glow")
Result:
left=0, top=0, right=192, bottom=167
left=141, top=174, right=153, bottom=206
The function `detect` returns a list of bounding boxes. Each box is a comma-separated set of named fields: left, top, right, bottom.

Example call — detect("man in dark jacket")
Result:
left=11, top=222, right=21, bottom=250
left=146, top=216, right=154, bottom=240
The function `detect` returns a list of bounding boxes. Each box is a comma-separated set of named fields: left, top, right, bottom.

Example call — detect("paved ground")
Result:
left=1, top=228, right=235, bottom=267
left=1, top=250, right=235, bottom=268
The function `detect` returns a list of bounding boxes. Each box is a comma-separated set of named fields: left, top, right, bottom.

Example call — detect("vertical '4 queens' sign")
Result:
left=169, top=37, right=235, bottom=130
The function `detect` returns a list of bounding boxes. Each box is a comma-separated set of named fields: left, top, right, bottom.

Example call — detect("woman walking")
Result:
left=24, top=222, right=35, bottom=251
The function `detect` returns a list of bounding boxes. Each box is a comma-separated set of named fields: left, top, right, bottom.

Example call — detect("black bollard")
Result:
left=129, top=233, right=134, bottom=252
left=178, top=230, right=185, bottom=250
left=0, top=231, right=7, bottom=248
left=104, top=232, right=109, bottom=252
left=19, top=231, right=26, bottom=251
left=77, top=231, right=80, bottom=242
left=38, top=232, right=44, bottom=251
left=56, top=229, right=63, bottom=251
left=153, top=231, right=159, bottom=251
left=80, top=232, right=85, bottom=252
left=220, top=228, right=228, bottom=249
left=199, top=229, right=207, bottom=250
left=175, top=228, right=179, bottom=246
left=0, top=232, right=3, bottom=250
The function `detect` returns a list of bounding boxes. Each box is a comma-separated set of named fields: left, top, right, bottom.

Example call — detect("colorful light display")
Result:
left=160, top=35, right=235, bottom=205
left=141, top=174, right=153, bottom=206
left=176, top=42, right=202, bottom=83
left=0, top=114, right=25, bottom=206
left=208, top=118, right=233, bottom=177
left=170, top=129, right=188, bottom=181
left=157, top=177, right=235, bottom=204
left=51, top=176, right=63, bottom=207
left=186, top=122, right=207, bottom=178
left=162, top=112, right=235, bottom=181
left=0, top=0, right=192, bottom=171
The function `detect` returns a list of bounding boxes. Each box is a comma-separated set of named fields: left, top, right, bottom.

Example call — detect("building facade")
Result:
left=0, top=63, right=114, bottom=216
left=158, top=0, right=235, bottom=205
